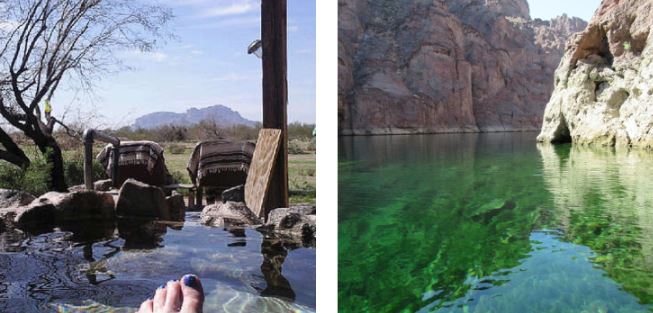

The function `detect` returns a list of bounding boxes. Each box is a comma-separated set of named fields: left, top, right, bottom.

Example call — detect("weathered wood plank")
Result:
left=245, top=128, right=282, bottom=219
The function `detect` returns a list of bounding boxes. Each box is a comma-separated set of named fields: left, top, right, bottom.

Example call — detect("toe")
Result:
left=153, top=283, right=168, bottom=311
left=180, top=274, right=204, bottom=313
left=137, top=299, right=153, bottom=313
left=165, top=280, right=183, bottom=311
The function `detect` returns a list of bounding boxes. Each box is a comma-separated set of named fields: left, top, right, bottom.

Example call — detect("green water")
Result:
left=339, top=133, right=653, bottom=313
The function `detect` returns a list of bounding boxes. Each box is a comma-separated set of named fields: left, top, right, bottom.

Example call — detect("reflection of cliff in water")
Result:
left=339, top=133, right=549, bottom=312
left=538, top=144, right=653, bottom=303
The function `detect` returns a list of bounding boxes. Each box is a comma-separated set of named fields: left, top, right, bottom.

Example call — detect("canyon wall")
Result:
left=338, top=0, right=587, bottom=135
left=538, top=0, right=653, bottom=148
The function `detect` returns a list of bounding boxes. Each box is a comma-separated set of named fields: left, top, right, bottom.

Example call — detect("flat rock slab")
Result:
left=116, top=179, right=169, bottom=220
left=200, top=201, right=261, bottom=227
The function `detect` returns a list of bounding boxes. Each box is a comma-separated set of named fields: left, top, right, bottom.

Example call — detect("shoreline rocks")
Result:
left=264, top=206, right=316, bottom=246
left=200, top=201, right=261, bottom=227
left=11, top=190, right=115, bottom=227
left=116, top=179, right=170, bottom=219
left=538, top=0, right=653, bottom=148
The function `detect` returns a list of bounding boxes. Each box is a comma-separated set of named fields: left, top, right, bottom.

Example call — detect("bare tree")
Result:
left=0, top=0, right=172, bottom=191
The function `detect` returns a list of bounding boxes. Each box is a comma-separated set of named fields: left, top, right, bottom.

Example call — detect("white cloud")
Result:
left=199, top=1, right=257, bottom=18
left=122, top=50, right=169, bottom=63
left=150, top=52, right=168, bottom=62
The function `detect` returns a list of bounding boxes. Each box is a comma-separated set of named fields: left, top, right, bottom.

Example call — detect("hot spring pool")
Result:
left=0, top=212, right=315, bottom=312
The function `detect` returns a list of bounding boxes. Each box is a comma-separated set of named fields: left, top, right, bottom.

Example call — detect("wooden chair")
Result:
left=186, top=140, right=255, bottom=205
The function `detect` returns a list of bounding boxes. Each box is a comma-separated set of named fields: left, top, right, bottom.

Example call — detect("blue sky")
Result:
left=52, top=0, right=316, bottom=128
left=527, top=0, right=602, bottom=21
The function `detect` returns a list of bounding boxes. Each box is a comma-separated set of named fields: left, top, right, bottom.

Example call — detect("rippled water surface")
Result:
left=339, top=133, right=653, bottom=312
left=0, top=212, right=315, bottom=312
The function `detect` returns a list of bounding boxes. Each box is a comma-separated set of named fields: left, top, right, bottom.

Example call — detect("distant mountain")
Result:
left=133, top=105, right=258, bottom=129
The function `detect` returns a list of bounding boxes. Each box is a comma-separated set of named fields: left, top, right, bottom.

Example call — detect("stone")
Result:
left=116, top=179, right=169, bottom=219
left=165, top=194, right=186, bottom=221
left=338, top=0, right=587, bottom=135
left=0, top=189, right=35, bottom=209
left=94, top=179, right=114, bottom=191
left=200, top=201, right=261, bottom=227
left=67, top=185, right=86, bottom=192
left=265, top=206, right=316, bottom=245
left=222, top=184, right=244, bottom=203
left=538, top=0, right=653, bottom=148
left=13, top=191, right=115, bottom=226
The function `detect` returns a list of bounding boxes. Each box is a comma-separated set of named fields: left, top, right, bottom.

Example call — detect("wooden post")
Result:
left=261, top=0, right=289, bottom=218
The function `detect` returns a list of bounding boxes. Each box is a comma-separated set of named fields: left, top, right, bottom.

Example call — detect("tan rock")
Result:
left=538, top=0, right=653, bottom=147
left=200, top=201, right=261, bottom=227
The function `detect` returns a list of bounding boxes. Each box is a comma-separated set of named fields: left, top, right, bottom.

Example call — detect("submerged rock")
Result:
left=538, top=0, right=653, bottom=147
left=264, top=206, right=316, bottom=246
left=200, top=201, right=261, bottom=227
left=116, top=179, right=169, bottom=219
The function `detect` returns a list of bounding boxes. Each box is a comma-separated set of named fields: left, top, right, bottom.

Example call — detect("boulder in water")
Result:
left=200, top=201, right=261, bottom=227
left=116, top=179, right=169, bottom=219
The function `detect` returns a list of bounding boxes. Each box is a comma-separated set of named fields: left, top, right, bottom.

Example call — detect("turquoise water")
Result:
left=0, top=213, right=315, bottom=312
left=339, top=133, right=653, bottom=313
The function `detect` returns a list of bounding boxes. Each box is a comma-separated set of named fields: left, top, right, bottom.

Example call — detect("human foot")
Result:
left=137, top=274, right=204, bottom=313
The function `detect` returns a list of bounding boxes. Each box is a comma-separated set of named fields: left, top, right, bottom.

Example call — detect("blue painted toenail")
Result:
left=183, top=274, right=197, bottom=287
left=159, top=284, right=166, bottom=289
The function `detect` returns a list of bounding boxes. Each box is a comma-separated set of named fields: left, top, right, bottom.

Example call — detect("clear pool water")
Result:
left=339, top=133, right=653, bottom=312
left=0, top=212, right=315, bottom=312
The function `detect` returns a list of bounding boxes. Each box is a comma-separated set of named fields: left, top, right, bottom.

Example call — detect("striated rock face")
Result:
left=338, top=0, right=587, bottom=135
left=538, top=0, right=653, bottom=147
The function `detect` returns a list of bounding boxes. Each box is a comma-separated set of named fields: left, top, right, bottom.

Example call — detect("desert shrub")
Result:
left=63, top=157, right=108, bottom=187
left=170, top=170, right=191, bottom=184
left=0, top=154, right=51, bottom=196
left=288, top=122, right=314, bottom=140
left=166, top=143, right=186, bottom=155
left=288, top=139, right=312, bottom=154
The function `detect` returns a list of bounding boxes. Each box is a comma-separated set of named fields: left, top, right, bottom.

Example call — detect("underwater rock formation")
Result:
left=339, top=0, right=586, bottom=135
left=538, top=0, right=653, bottom=147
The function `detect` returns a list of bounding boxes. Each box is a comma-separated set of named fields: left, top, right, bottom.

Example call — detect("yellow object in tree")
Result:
left=44, top=100, right=52, bottom=114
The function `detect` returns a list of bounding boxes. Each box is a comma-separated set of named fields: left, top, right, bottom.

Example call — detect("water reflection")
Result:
left=538, top=144, right=653, bottom=304
left=339, top=134, right=653, bottom=312
left=0, top=215, right=315, bottom=312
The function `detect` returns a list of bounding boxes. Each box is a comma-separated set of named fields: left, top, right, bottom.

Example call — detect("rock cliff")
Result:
left=538, top=0, right=653, bottom=147
left=338, top=0, right=587, bottom=135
